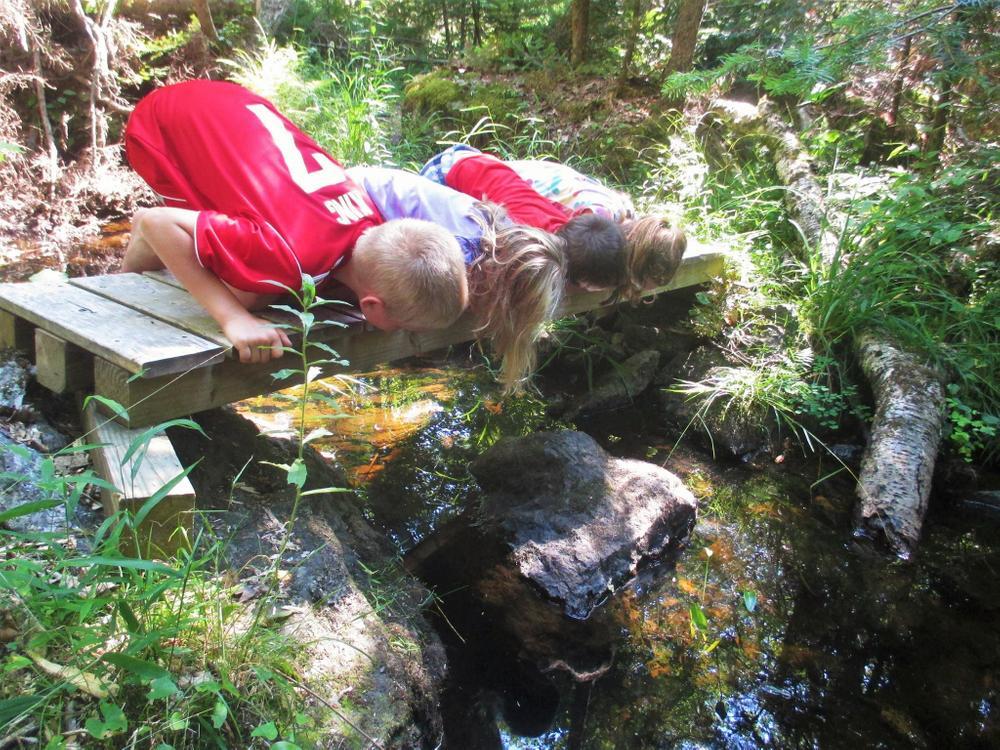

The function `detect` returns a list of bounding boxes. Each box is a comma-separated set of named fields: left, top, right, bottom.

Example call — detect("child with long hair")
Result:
left=422, top=146, right=687, bottom=304
left=347, top=166, right=565, bottom=390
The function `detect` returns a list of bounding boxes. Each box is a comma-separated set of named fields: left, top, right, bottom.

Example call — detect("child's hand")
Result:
left=223, top=315, right=293, bottom=364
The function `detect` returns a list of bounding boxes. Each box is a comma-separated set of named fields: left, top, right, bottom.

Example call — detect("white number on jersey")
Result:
left=246, top=103, right=347, bottom=194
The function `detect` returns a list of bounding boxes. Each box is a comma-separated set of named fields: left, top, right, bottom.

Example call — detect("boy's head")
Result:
left=620, top=216, right=687, bottom=303
left=352, top=218, right=468, bottom=331
left=556, top=213, right=627, bottom=290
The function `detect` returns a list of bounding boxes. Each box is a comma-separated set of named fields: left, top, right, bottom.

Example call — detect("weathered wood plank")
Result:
left=143, top=269, right=364, bottom=328
left=0, top=309, right=34, bottom=356
left=71, top=273, right=233, bottom=348
left=93, top=316, right=479, bottom=426
left=0, top=281, right=225, bottom=377
left=90, top=247, right=725, bottom=426
left=35, top=329, right=93, bottom=393
left=82, top=401, right=195, bottom=556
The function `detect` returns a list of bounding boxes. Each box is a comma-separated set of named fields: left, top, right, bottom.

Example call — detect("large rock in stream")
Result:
left=470, top=430, right=697, bottom=620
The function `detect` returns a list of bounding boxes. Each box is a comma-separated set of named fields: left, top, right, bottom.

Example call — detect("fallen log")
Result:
left=855, top=332, right=946, bottom=557
left=703, top=98, right=948, bottom=557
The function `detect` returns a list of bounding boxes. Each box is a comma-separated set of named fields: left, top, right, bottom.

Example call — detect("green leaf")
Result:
left=251, top=721, right=278, bottom=740
left=211, top=698, right=228, bottom=729
left=0, top=499, right=63, bottom=524
left=0, top=695, right=44, bottom=725
left=134, top=461, right=199, bottom=527
left=102, top=653, right=167, bottom=681
left=743, top=590, right=758, bottom=613
left=166, top=711, right=188, bottom=731
left=58, top=557, right=180, bottom=577
left=689, top=602, right=709, bottom=632
left=148, top=675, right=180, bottom=701
left=271, top=368, right=302, bottom=381
left=272, top=743, right=301, bottom=750
left=83, top=395, right=129, bottom=421
left=287, top=458, right=307, bottom=488
left=116, top=600, right=143, bottom=633
left=85, top=701, right=127, bottom=739
left=122, top=419, right=206, bottom=467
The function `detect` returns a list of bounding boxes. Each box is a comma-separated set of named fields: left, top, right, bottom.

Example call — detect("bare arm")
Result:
left=124, top=207, right=291, bottom=363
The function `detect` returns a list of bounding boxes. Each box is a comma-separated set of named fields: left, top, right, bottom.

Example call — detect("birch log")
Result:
left=704, top=98, right=948, bottom=556
left=855, top=332, right=946, bottom=558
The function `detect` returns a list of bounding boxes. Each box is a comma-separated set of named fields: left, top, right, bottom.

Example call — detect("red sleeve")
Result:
left=195, top=211, right=307, bottom=294
left=445, top=154, right=571, bottom=232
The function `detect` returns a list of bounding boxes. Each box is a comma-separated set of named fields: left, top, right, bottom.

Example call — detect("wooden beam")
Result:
left=0, top=281, right=225, bottom=377
left=81, top=401, right=195, bottom=557
left=0, top=309, right=34, bottom=356
left=93, top=314, right=479, bottom=426
left=89, top=247, right=725, bottom=427
left=35, top=329, right=93, bottom=393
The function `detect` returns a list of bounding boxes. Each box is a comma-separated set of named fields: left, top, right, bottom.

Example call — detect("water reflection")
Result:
left=237, top=364, right=1000, bottom=748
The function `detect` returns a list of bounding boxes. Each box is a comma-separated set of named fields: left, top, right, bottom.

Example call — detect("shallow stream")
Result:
left=238, top=360, right=999, bottom=749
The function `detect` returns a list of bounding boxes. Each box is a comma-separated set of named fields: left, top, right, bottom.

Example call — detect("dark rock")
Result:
left=656, top=346, right=777, bottom=459
left=620, top=322, right=699, bottom=361
left=565, top=349, right=661, bottom=419
left=470, top=430, right=697, bottom=619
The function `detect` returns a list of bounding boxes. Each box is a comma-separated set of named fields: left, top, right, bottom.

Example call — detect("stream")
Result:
left=235, top=360, right=1000, bottom=749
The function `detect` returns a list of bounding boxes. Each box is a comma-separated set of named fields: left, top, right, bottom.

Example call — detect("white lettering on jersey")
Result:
left=324, top=191, right=375, bottom=225
left=246, top=103, right=347, bottom=194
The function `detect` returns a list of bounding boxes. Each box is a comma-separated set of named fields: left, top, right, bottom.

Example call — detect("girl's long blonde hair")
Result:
left=468, top=204, right=568, bottom=391
left=618, top=216, right=687, bottom=305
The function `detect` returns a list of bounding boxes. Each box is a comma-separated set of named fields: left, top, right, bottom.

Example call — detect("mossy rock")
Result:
left=403, top=70, right=465, bottom=117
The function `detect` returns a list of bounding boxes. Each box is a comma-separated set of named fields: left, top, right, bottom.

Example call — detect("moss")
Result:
left=403, top=70, right=464, bottom=116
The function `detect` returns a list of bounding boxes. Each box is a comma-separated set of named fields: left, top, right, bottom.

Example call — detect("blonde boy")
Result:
left=122, top=80, right=466, bottom=362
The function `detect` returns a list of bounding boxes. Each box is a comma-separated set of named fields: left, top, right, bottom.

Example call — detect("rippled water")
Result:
left=237, top=362, right=1000, bottom=749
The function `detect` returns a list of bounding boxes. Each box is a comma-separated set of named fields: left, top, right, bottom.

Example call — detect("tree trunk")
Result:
left=615, top=0, right=643, bottom=96
left=570, top=0, right=589, bottom=67
left=702, top=98, right=949, bottom=558
left=472, top=0, right=482, bottom=46
left=441, top=0, right=452, bottom=55
left=192, top=0, right=218, bottom=42
left=855, top=332, right=946, bottom=558
left=665, top=0, right=706, bottom=74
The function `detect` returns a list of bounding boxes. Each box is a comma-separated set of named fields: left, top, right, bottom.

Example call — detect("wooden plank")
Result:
left=93, top=315, right=480, bottom=426
left=71, top=273, right=232, bottom=348
left=90, top=247, right=725, bottom=426
left=0, top=281, right=225, bottom=377
left=34, top=329, right=93, bottom=393
left=144, top=269, right=364, bottom=328
left=81, top=401, right=195, bottom=556
left=0, top=309, right=35, bottom=356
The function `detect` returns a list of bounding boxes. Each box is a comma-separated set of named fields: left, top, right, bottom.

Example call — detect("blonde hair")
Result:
left=354, top=218, right=468, bottom=330
left=468, top=204, right=568, bottom=391
left=618, top=215, right=687, bottom=304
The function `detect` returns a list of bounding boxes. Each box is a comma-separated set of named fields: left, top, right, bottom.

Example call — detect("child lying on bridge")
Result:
left=346, top=165, right=566, bottom=390
left=422, top=146, right=686, bottom=303
left=121, top=80, right=467, bottom=364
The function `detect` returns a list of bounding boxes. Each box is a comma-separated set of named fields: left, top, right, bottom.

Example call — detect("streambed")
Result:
left=236, top=361, right=1000, bottom=749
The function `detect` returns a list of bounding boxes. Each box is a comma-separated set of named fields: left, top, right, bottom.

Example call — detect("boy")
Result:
left=122, top=80, right=467, bottom=364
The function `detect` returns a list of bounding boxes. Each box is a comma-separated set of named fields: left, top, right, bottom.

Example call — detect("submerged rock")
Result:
left=0, top=433, right=66, bottom=534
left=565, top=349, right=660, bottom=419
left=657, top=346, right=778, bottom=459
left=470, top=430, right=697, bottom=619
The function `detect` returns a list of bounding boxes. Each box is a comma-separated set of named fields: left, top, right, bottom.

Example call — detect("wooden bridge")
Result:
left=0, top=245, right=723, bottom=548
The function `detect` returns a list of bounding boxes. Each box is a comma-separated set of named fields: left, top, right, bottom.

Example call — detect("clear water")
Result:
left=237, top=360, right=1000, bottom=749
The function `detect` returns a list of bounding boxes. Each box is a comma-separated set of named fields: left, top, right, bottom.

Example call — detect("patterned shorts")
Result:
left=419, top=144, right=482, bottom=184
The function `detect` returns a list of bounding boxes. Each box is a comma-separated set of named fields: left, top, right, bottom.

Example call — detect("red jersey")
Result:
left=445, top=153, right=572, bottom=233
left=125, top=80, right=382, bottom=294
